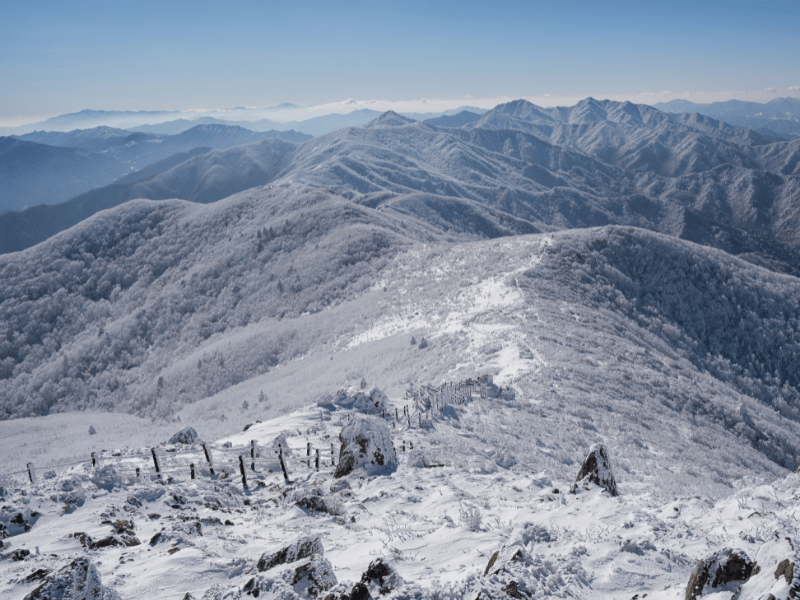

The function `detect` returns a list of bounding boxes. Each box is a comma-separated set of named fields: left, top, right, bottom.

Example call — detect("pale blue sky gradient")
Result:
left=1, top=0, right=798, bottom=125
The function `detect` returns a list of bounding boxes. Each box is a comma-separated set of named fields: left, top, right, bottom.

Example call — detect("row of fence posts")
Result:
left=19, top=440, right=328, bottom=489
left=18, top=393, right=454, bottom=488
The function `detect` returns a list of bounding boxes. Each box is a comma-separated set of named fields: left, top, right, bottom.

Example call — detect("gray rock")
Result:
left=574, top=443, right=619, bottom=496
left=334, top=415, right=397, bottom=479
left=686, top=548, right=753, bottom=600
left=23, top=557, right=121, bottom=599
left=258, top=536, right=324, bottom=572
left=168, top=427, right=200, bottom=445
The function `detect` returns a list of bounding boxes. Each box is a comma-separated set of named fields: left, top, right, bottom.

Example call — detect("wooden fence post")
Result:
left=278, top=445, right=289, bottom=483
left=151, top=448, right=161, bottom=480
left=315, top=449, right=319, bottom=471
left=27, top=463, right=36, bottom=485
left=91, top=452, right=97, bottom=467
left=251, top=440, right=257, bottom=471
left=202, top=443, right=215, bottom=475
left=136, top=467, right=140, bottom=479
left=238, top=456, right=248, bottom=489
left=190, top=464, right=195, bottom=480
left=331, top=443, right=335, bottom=466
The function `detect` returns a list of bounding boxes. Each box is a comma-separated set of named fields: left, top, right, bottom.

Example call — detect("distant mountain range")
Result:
left=2, top=98, right=799, bottom=283
left=0, top=125, right=311, bottom=211
left=654, top=97, right=800, bottom=139
left=0, top=105, right=488, bottom=136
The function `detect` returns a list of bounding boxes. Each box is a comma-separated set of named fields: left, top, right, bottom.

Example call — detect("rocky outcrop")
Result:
left=258, top=536, right=324, bottom=572
left=573, top=443, right=619, bottom=496
left=359, top=559, right=404, bottom=597
left=334, top=415, right=397, bottom=479
left=202, top=536, right=337, bottom=599
left=331, top=388, right=389, bottom=415
left=686, top=548, right=754, bottom=600
left=23, top=557, right=121, bottom=600
left=168, top=427, right=201, bottom=445
left=730, top=538, right=800, bottom=600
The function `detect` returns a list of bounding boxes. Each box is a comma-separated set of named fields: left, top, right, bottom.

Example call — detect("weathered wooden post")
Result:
left=395, top=408, right=399, bottom=420
left=250, top=440, right=258, bottom=471
left=27, top=463, right=37, bottom=485
left=315, top=449, right=319, bottom=471
left=151, top=448, right=162, bottom=481
left=238, top=456, right=248, bottom=489
left=190, top=464, right=195, bottom=480
left=306, top=442, right=311, bottom=467
left=331, top=443, right=335, bottom=466
left=402, top=440, right=405, bottom=452
left=91, top=452, right=97, bottom=467
left=278, top=444, right=289, bottom=483
left=202, top=443, right=215, bottom=475
left=136, top=467, right=140, bottom=479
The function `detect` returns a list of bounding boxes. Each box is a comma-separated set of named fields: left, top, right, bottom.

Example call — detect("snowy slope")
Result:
left=2, top=385, right=800, bottom=600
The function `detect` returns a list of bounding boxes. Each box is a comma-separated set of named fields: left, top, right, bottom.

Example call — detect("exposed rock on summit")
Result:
left=574, top=443, right=619, bottom=496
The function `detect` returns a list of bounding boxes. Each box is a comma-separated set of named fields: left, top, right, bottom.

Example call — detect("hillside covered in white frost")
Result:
left=2, top=100, right=800, bottom=599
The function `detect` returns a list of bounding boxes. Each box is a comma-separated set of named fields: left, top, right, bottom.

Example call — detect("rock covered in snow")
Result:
left=258, top=536, right=324, bottom=572
left=334, top=415, right=397, bottom=478
left=168, top=426, right=201, bottom=445
left=730, top=538, right=799, bottom=600
left=269, top=432, right=294, bottom=457
left=23, top=557, right=121, bottom=600
left=201, top=536, right=337, bottom=600
left=358, top=558, right=404, bottom=597
left=484, top=544, right=527, bottom=577
left=331, top=388, right=389, bottom=415
left=685, top=547, right=754, bottom=600
left=573, top=443, right=619, bottom=496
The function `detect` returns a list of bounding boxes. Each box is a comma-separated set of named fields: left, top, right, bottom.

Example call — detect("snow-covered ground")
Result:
left=3, top=388, right=799, bottom=599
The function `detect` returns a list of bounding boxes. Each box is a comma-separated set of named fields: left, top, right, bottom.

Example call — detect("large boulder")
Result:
left=23, top=557, right=121, bottom=600
left=334, top=415, right=397, bottom=479
left=574, top=443, right=619, bottom=496
left=168, top=426, right=200, bottom=445
left=686, top=547, right=754, bottom=600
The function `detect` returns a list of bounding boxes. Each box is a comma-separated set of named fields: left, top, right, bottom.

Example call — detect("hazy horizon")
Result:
left=2, top=0, right=798, bottom=128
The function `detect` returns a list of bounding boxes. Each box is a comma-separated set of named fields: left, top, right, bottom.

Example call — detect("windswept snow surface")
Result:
left=3, top=397, right=800, bottom=599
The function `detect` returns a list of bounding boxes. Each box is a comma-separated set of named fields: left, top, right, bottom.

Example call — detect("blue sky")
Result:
left=1, top=0, right=798, bottom=125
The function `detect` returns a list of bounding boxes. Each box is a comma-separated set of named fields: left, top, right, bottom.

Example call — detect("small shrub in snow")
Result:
left=459, top=503, right=483, bottom=531
left=418, top=337, right=428, bottom=349
left=88, top=425, right=97, bottom=435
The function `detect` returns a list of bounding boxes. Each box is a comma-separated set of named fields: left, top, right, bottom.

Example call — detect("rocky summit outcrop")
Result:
left=573, top=443, right=619, bottom=496
left=23, top=557, right=121, bottom=600
left=334, top=415, right=397, bottom=479
left=686, top=547, right=754, bottom=600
